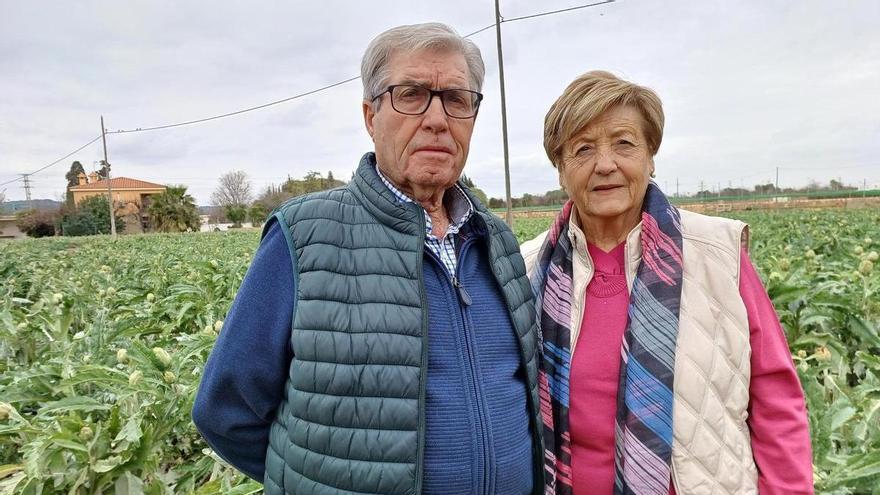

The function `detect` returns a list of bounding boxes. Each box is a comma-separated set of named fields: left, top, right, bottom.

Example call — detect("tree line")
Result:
left=7, top=161, right=871, bottom=239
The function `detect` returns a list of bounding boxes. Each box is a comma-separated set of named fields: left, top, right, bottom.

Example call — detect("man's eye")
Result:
left=445, top=91, right=469, bottom=104
left=399, top=89, right=421, bottom=98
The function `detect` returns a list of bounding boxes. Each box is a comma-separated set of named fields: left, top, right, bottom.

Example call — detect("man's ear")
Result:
left=363, top=100, right=376, bottom=140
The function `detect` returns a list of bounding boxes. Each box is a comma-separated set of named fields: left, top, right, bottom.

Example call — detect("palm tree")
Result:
left=148, top=185, right=201, bottom=233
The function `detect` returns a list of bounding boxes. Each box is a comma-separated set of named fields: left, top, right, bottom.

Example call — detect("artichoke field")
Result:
left=1, top=208, right=878, bottom=494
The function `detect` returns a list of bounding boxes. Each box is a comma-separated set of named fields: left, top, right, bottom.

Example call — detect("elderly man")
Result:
left=192, top=23, right=543, bottom=495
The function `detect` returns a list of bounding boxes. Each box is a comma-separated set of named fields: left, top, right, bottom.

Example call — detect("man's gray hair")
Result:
left=361, top=22, right=485, bottom=103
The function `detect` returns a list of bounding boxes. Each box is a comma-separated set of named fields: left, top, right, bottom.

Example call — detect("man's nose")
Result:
left=421, top=95, right=449, bottom=131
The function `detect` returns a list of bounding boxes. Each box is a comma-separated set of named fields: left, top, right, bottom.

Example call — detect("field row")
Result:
left=1, top=208, right=878, bottom=493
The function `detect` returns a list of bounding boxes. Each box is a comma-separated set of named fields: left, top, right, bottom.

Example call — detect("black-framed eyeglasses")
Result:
left=372, top=84, right=483, bottom=119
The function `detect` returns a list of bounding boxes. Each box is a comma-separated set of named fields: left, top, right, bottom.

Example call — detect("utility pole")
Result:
left=22, top=174, right=32, bottom=209
left=775, top=167, right=779, bottom=192
left=494, top=0, right=513, bottom=227
left=676, top=177, right=679, bottom=197
left=101, top=116, right=117, bottom=237
left=699, top=180, right=704, bottom=200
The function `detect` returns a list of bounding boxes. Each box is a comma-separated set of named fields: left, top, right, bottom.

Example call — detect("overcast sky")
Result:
left=2, top=0, right=878, bottom=205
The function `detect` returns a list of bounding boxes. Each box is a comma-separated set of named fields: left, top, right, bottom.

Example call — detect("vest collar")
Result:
left=349, top=152, right=424, bottom=235
left=350, top=152, right=497, bottom=240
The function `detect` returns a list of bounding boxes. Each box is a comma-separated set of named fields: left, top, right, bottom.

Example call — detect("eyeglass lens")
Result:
left=390, top=86, right=478, bottom=118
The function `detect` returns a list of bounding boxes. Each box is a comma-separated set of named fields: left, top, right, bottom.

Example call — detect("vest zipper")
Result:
left=414, top=213, right=429, bottom=495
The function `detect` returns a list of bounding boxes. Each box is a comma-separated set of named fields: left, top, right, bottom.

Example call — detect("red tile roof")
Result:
left=69, top=177, right=167, bottom=191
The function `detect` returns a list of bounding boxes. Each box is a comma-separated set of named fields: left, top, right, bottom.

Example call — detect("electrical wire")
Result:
left=0, top=135, right=102, bottom=186
left=107, top=76, right=361, bottom=134
left=464, top=23, right=497, bottom=37
left=502, top=0, right=615, bottom=23
left=2, top=0, right=616, bottom=187
left=106, top=1, right=616, bottom=135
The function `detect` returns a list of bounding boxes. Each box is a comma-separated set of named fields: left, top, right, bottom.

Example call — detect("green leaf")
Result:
left=0, top=472, right=26, bottom=495
left=225, top=480, right=265, bottom=495
left=0, top=464, right=22, bottom=480
left=832, top=405, right=857, bottom=431
left=60, top=365, right=131, bottom=388
left=857, top=350, right=880, bottom=370
left=112, top=417, right=143, bottom=452
left=838, top=451, right=880, bottom=482
left=114, top=471, right=144, bottom=495
left=38, top=396, right=110, bottom=415
left=51, top=438, right=88, bottom=453
left=193, top=479, right=221, bottom=495
left=849, top=316, right=880, bottom=348
left=91, top=455, right=123, bottom=474
left=175, top=301, right=195, bottom=325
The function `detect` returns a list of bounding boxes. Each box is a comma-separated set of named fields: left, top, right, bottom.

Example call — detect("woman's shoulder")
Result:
left=678, top=208, right=749, bottom=258
left=519, top=229, right=549, bottom=275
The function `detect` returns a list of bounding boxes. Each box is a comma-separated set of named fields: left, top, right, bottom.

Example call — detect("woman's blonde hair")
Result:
left=543, top=70, right=664, bottom=168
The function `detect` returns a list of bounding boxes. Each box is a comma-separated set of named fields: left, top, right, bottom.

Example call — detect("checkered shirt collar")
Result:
left=374, top=164, right=474, bottom=235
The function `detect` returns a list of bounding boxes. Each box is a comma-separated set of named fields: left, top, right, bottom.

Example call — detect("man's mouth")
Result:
left=414, top=146, right=453, bottom=154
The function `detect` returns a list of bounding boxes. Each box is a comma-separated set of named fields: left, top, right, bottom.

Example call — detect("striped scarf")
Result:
left=530, top=184, right=684, bottom=495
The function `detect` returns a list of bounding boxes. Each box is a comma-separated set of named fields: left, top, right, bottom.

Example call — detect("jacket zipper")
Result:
left=427, top=241, right=491, bottom=495
left=482, top=226, right=545, bottom=494
left=456, top=240, right=492, bottom=495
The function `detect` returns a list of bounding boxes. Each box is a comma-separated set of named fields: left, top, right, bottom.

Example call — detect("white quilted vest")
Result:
left=522, top=208, right=758, bottom=495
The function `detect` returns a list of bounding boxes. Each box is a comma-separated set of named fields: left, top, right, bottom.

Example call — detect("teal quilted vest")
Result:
left=263, top=153, right=542, bottom=494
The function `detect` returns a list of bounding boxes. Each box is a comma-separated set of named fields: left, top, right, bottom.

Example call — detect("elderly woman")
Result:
left=521, top=71, right=813, bottom=495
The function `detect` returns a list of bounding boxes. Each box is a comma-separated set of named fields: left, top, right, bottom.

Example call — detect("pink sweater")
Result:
left=569, top=243, right=813, bottom=495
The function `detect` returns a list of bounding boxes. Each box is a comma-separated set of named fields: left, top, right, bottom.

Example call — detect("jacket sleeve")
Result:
left=739, top=248, right=814, bottom=495
left=192, top=218, right=295, bottom=482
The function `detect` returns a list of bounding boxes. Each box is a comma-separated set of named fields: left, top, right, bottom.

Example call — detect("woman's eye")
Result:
left=617, top=140, right=633, bottom=146
left=576, top=145, right=592, bottom=154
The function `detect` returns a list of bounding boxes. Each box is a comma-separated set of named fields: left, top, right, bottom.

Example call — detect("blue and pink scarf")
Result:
left=530, top=183, right=684, bottom=495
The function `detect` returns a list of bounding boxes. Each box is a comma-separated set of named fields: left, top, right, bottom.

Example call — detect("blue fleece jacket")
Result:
left=193, top=218, right=534, bottom=494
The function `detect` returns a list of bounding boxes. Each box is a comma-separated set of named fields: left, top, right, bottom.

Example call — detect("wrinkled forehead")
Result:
left=385, top=47, right=471, bottom=87
left=567, top=105, right=648, bottom=143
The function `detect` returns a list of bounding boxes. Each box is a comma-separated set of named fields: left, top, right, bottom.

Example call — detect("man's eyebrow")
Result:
left=395, top=77, right=429, bottom=86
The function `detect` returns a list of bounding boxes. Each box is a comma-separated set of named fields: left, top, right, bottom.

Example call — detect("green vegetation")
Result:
left=61, top=195, right=125, bottom=237
left=1, top=233, right=259, bottom=493
left=1, top=208, right=878, bottom=493
left=148, top=186, right=201, bottom=233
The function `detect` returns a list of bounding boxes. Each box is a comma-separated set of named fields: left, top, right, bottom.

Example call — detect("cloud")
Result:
left=2, top=0, right=879, bottom=203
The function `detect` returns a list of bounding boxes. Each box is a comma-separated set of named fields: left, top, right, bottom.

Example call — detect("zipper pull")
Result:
left=452, top=276, right=472, bottom=306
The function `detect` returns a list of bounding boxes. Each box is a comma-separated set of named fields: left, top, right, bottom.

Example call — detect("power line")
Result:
left=502, top=0, right=615, bottom=23
left=465, top=23, right=497, bottom=37
left=107, top=76, right=361, bottom=134
left=105, top=1, right=616, bottom=135
left=0, top=135, right=102, bottom=187
left=1, top=1, right=616, bottom=192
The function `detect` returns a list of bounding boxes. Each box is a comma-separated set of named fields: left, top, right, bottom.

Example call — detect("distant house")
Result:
left=68, top=172, right=167, bottom=233
left=0, top=215, right=26, bottom=240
